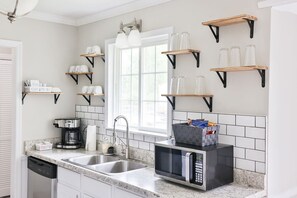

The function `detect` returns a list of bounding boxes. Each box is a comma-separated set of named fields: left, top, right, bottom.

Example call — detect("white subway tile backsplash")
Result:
left=129, top=140, right=139, bottom=148
left=149, top=143, right=155, bottom=151
left=81, top=106, right=88, bottom=112
left=99, top=114, right=105, bottom=121
left=234, top=147, right=245, bottom=158
left=187, top=112, right=202, bottom=120
left=87, top=120, right=95, bottom=125
left=236, top=116, right=255, bottom=127
left=95, top=107, right=103, bottom=113
left=246, top=149, right=265, bottom=162
left=246, top=127, right=265, bottom=139
left=92, top=113, right=99, bottom=120
left=236, top=137, right=255, bottom=149
left=172, top=120, right=181, bottom=124
left=106, top=130, right=113, bottom=136
left=139, top=142, right=150, bottom=150
left=256, top=117, right=266, bottom=128
left=256, top=162, right=266, bottom=174
left=88, top=106, right=96, bottom=113
left=227, top=126, right=245, bottom=137
left=256, top=139, right=266, bottom=151
left=219, top=114, right=235, bottom=125
left=173, top=111, right=187, bottom=120
left=76, top=105, right=81, bottom=112
left=134, top=134, right=144, bottom=141
left=144, top=135, right=156, bottom=143
left=202, top=113, right=218, bottom=123
left=236, top=158, right=255, bottom=171
left=219, top=125, right=227, bottom=135
left=85, top=113, right=92, bottom=119
left=218, top=135, right=235, bottom=145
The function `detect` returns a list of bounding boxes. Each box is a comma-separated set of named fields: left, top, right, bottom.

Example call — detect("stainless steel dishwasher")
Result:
left=28, top=156, right=57, bottom=198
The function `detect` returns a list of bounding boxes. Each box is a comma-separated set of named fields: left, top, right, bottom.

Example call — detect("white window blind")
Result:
left=0, top=55, right=14, bottom=197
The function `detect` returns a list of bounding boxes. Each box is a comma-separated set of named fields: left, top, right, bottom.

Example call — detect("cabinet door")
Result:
left=81, top=176, right=112, bottom=198
left=57, top=183, right=80, bottom=198
left=113, top=187, right=143, bottom=198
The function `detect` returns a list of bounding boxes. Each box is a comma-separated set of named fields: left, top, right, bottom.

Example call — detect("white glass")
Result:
left=115, top=32, right=129, bottom=49
left=195, top=76, right=206, bottom=95
left=176, top=76, right=186, bottom=94
left=219, top=48, right=229, bottom=68
left=169, top=33, right=180, bottom=51
left=244, top=45, right=256, bottom=66
left=128, top=29, right=141, bottom=47
left=169, top=77, right=177, bottom=94
left=87, top=86, right=94, bottom=94
left=0, top=0, right=39, bottom=15
left=180, top=32, right=190, bottom=50
left=92, top=45, right=101, bottom=54
left=230, top=46, right=241, bottom=66
left=82, top=86, right=88, bottom=93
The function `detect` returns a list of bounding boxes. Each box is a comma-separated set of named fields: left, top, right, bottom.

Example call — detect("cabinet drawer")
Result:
left=58, top=167, right=81, bottom=189
left=113, top=187, right=143, bottom=198
left=81, top=176, right=112, bottom=198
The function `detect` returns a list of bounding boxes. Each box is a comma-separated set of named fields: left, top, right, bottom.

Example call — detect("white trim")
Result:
left=26, top=11, right=77, bottom=26
left=258, top=0, right=297, bottom=8
left=25, top=0, right=172, bottom=26
left=269, top=187, right=297, bottom=198
left=0, top=39, right=23, bottom=198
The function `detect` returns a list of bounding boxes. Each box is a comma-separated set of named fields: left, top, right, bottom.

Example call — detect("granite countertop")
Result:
left=26, top=149, right=265, bottom=198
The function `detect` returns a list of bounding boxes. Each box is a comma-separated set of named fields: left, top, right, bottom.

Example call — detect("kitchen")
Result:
left=0, top=0, right=295, bottom=197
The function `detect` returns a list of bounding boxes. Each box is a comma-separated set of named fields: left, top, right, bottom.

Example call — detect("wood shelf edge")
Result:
left=161, top=49, right=200, bottom=55
left=65, top=72, right=93, bottom=75
left=23, top=92, right=62, bottom=95
left=210, top=66, right=269, bottom=72
left=77, top=93, right=104, bottom=96
left=202, top=14, right=258, bottom=26
left=161, top=94, right=213, bottom=97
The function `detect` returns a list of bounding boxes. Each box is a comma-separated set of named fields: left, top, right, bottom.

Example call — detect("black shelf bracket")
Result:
left=203, top=97, right=213, bottom=112
left=85, top=57, right=95, bottom=68
left=244, top=19, right=255, bottom=39
left=208, top=25, right=219, bottom=43
left=257, top=69, right=266, bottom=88
left=192, top=52, right=200, bottom=68
left=101, top=57, right=105, bottom=63
left=166, top=55, right=176, bottom=69
left=82, top=95, right=91, bottom=105
left=54, top=94, right=61, bottom=104
left=165, top=96, right=176, bottom=110
left=215, top=71, right=227, bottom=88
left=22, top=93, right=27, bottom=105
left=69, top=74, right=93, bottom=85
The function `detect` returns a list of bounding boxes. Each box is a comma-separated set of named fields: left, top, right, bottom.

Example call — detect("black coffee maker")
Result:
left=53, top=118, right=81, bottom=149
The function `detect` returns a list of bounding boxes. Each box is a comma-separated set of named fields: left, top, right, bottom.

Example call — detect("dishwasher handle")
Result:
left=28, top=156, right=57, bottom=179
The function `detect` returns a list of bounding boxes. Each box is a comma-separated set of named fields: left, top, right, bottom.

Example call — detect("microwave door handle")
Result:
left=185, top=152, right=193, bottom=183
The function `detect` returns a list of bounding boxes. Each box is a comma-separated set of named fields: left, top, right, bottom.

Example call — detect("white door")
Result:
left=57, top=183, right=80, bottom=198
left=0, top=51, right=14, bottom=197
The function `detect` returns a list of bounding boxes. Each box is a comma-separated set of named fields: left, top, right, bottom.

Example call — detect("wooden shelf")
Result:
left=22, top=92, right=62, bottom=104
left=161, top=94, right=213, bottom=112
left=210, top=66, right=268, bottom=88
left=65, top=72, right=93, bottom=85
left=202, top=14, right=257, bottom=43
left=161, top=49, right=200, bottom=69
left=80, top=53, right=105, bottom=67
left=77, top=93, right=104, bottom=105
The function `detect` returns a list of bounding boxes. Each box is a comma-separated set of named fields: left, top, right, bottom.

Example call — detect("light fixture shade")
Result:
left=115, top=32, right=129, bottom=49
left=0, top=0, right=39, bottom=16
left=128, top=29, right=141, bottom=47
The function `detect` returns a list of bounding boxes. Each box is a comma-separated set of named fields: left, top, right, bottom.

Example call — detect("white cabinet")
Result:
left=82, top=194, right=94, bottom=198
left=113, top=187, right=143, bottom=198
left=57, top=183, right=80, bottom=198
left=81, top=175, right=112, bottom=198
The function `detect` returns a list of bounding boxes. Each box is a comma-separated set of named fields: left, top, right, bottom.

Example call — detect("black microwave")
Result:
left=155, top=140, right=234, bottom=191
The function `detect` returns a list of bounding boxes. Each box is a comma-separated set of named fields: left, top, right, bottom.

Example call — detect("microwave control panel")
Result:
left=194, top=153, right=203, bottom=185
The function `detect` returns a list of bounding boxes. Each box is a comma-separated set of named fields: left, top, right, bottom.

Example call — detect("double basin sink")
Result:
left=63, top=155, right=147, bottom=175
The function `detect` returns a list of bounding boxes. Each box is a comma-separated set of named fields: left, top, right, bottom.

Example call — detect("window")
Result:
left=106, top=30, right=172, bottom=135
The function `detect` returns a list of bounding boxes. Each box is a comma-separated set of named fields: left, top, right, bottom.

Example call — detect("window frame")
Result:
left=105, top=27, right=173, bottom=137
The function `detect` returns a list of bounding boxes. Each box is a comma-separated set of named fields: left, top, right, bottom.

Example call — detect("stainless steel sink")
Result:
left=64, top=155, right=120, bottom=166
left=89, top=160, right=146, bottom=175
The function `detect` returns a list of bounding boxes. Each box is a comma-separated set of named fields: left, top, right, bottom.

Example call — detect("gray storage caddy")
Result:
left=172, top=123, right=219, bottom=147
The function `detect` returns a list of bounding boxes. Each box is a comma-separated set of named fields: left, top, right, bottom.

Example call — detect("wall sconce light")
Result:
left=115, top=18, right=142, bottom=49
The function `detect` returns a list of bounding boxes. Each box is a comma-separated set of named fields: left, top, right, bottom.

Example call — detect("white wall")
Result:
left=268, top=7, right=297, bottom=197
left=76, top=0, right=270, bottom=115
left=0, top=17, right=78, bottom=142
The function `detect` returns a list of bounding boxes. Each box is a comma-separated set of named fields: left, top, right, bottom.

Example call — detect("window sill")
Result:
left=106, top=127, right=169, bottom=138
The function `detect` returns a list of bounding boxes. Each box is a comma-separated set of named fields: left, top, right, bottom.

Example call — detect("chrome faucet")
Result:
left=113, top=115, right=129, bottom=159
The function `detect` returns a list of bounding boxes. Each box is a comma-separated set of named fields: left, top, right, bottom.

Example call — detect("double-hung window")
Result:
left=107, top=29, right=172, bottom=135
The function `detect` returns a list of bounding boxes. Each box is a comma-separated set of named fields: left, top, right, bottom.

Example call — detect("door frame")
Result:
left=0, top=39, right=23, bottom=198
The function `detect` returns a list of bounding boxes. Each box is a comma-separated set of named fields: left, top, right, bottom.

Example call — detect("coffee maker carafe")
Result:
left=53, top=118, right=81, bottom=149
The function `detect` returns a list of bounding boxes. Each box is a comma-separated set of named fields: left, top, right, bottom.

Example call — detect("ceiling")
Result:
left=25, top=0, right=171, bottom=26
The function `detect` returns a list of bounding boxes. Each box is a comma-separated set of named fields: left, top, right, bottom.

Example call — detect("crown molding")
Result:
left=25, top=0, right=172, bottom=26
left=258, top=0, right=297, bottom=8
left=26, top=11, right=77, bottom=26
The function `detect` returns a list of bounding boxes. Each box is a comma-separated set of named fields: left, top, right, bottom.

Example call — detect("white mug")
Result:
left=87, top=86, right=94, bottom=94
left=93, top=86, right=103, bottom=95
left=92, top=46, right=101, bottom=55
left=86, top=47, right=92, bottom=54
left=82, top=86, right=88, bottom=93
left=80, top=65, right=89, bottom=73
left=75, top=66, right=82, bottom=73
left=69, top=66, right=76, bottom=73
